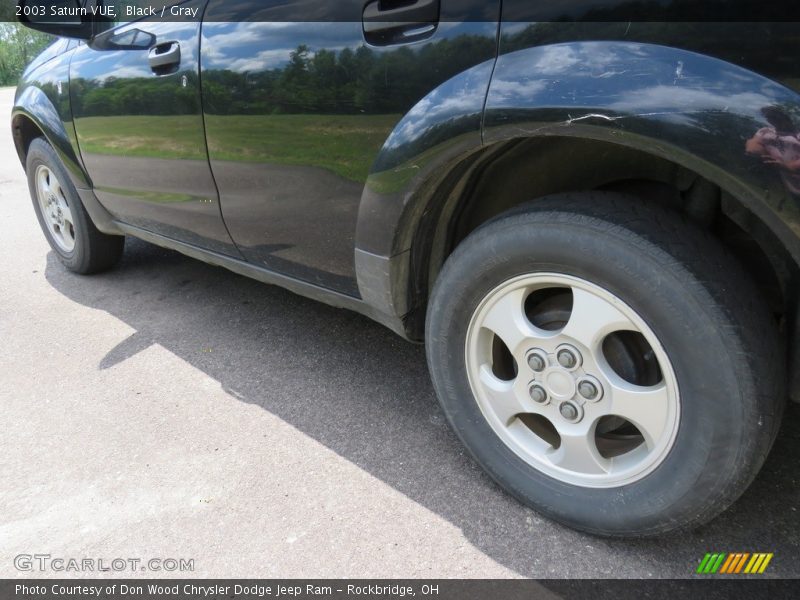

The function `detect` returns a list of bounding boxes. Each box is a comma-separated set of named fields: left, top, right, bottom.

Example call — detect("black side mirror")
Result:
left=90, top=28, right=157, bottom=51
left=17, top=0, right=97, bottom=40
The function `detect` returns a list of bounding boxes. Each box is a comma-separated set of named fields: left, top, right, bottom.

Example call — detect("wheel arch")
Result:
left=405, top=134, right=800, bottom=406
left=410, top=132, right=797, bottom=327
left=12, top=85, right=122, bottom=236
left=355, top=42, right=800, bottom=401
left=11, top=85, right=90, bottom=190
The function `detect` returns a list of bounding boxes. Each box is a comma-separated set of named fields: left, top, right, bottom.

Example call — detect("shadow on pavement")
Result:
left=45, top=238, right=800, bottom=578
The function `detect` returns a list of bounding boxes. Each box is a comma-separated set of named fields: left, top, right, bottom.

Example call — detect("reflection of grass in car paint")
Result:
left=366, top=135, right=469, bottom=195
left=95, top=186, right=198, bottom=204
left=76, top=114, right=400, bottom=182
left=77, top=115, right=206, bottom=160
left=207, top=113, right=399, bottom=182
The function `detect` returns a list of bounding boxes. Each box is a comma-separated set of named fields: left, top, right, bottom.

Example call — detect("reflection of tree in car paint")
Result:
left=746, top=106, right=800, bottom=201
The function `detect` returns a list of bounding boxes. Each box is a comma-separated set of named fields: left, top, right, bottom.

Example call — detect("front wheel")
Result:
left=426, top=193, right=783, bottom=536
left=26, top=138, right=124, bottom=274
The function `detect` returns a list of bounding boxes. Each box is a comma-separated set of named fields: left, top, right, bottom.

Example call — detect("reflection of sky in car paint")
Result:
left=488, top=41, right=792, bottom=128
left=203, top=0, right=499, bottom=22
left=198, top=21, right=500, bottom=156
left=70, top=22, right=203, bottom=82
left=200, top=22, right=496, bottom=72
left=382, top=61, right=493, bottom=151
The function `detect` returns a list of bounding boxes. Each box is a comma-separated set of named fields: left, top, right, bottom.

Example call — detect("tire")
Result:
left=426, top=192, right=784, bottom=536
left=26, top=138, right=124, bottom=274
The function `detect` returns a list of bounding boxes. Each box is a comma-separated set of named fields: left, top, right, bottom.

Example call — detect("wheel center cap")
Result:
left=544, top=369, right=576, bottom=400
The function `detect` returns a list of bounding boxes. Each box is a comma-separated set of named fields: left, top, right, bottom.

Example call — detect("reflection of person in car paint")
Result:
left=746, top=106, right=800, bottom=197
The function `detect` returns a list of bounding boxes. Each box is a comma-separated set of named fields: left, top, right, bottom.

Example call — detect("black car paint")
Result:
left=69, top=5, right=244, bottom=256
left=200, top=0, right=500, bottom=295
left=11, top=2, right=800, bottom=362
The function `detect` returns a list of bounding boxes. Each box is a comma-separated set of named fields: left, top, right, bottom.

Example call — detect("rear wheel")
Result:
left=426, top=192, right=784, bottom=536
left=27, top=138, right=124, bottom=274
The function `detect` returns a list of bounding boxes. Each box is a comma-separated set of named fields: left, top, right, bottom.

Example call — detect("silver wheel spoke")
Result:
left=60, top=199, right=74, bottom=230
left=548, top=424, right=611, bottom=474
left=478, top=364, right=526, bottom=425
left=561, top=287, right=636, bottom=349
left=54, top=180, right=67, bottom=205
left=481, top=287, right=534, bottom=355
left=38, top=169, right=51, bottom=196
left=59, top=224, right=72, bottom=245
left=606, top=380, right=671, bottom=449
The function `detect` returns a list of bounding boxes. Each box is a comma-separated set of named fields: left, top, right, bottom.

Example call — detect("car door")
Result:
left=70, top=0, right=241, bottom=257
left=200, top=0, right=500, bottom=295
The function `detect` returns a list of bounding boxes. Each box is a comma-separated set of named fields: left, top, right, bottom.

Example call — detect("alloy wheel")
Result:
left=465, top=273, right=680, bottom=488
left=35, top=165, right=76, bottom=253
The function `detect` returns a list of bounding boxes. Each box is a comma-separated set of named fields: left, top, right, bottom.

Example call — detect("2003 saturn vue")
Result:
left=13, top=0, right=800, bottom=536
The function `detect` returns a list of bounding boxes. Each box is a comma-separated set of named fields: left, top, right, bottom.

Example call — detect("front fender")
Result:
left=354, top=58, right=496, bottom=317
left=12, top=83, right=89, bottom=191
left=12, top=77, right=122, bottom=235
left=356, top=58, right=496, bottom=254
left=483, top=41, right=800, bottom=263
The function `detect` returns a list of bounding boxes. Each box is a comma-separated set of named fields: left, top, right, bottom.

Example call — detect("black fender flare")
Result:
left=12, top=85, right=121, bottom=235
left=355, top=40, right=800, bottom=339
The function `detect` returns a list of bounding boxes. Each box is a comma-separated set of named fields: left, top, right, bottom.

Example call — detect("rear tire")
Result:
left=26, top=138, right=124, bottom=274
left=426, top=192, right=784, bottom=536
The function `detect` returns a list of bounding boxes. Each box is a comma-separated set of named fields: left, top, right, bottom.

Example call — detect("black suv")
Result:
left=13, top=0, right=800, bottom=536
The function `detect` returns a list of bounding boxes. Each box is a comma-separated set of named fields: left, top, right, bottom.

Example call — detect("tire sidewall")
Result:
left=427, top=209, right=760, bottom=535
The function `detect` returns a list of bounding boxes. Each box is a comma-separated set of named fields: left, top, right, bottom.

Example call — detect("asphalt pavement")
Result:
left=1, top=86, right=798, bottom=579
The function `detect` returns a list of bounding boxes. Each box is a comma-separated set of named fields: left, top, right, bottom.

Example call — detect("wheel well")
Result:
left=11, top=114, right=45, bottom=167
left=406, top=136, right=797, bottom=345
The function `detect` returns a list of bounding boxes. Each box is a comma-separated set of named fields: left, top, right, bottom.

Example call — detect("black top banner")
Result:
left=3, top=0, right=800, bottom=23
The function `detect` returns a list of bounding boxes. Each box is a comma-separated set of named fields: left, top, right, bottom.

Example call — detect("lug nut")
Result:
left=578, top=381, right=597, bottom=399
left=559, top=401, right=582, bottom=423
left=556, top=345, right=581, bottom=370
left=529, top=384, right=549, bottom=405
left=557, top=351, right=575, bottom=369
left=526, top=350, right=547, bottom=372
left=577, top=376, right=603, bottom=402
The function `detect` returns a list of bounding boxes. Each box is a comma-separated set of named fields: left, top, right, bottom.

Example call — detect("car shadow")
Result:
left=44, top=238, right=800, bottom=578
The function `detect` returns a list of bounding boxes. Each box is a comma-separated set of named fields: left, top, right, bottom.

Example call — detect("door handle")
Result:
left=363, top=0, right=440, bottom=46
left=148, top=41, right=181, bottom=72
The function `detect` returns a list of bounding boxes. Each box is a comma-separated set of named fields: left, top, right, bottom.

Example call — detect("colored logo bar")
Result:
left=696, top=553, right=773, bottom=574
